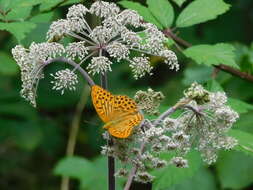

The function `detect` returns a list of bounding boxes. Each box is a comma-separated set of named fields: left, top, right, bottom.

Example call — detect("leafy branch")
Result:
left=163, top=29, right=253, bottom=83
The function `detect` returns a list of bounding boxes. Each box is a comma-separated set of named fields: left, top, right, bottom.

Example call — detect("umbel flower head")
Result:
left=164, top=83, right=239, bottom=164
left=47, top=1, right=179, bottom=79
left=101, top=83, right=239, bottom=183
left=12, top=1, right=178, bottom=106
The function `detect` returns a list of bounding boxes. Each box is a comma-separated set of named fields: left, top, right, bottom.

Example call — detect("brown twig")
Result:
left=163, top=28, right=253, bottom=83
left=215, top=64, right=253, bottom=82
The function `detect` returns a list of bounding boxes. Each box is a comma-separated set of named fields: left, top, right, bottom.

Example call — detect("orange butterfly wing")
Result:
left=91, top=85, right=143, bottom=138
left=91, top=85, right=115, bottom=123
left=107, top=112, right=143, bottom=138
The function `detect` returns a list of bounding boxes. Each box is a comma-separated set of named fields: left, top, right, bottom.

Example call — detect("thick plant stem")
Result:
left=60, top=86, right=90, bottom=190
left=100, top=73, right=115, bottom=190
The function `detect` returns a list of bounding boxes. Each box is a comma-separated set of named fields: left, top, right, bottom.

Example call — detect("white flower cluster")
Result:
left=51, top=69, right=78, bottom=95
left=87, top=56, right=112, bottom=75
left=12, top=42, right=65, bottom=106
left=66, top=41, right=89, bottom=59
left=46, top=1, right=179, bottom=78
left=170, top=83, right=239, bottom=164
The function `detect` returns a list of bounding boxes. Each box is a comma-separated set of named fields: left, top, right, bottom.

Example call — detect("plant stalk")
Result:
left=60, top=85, right=90, bottom=190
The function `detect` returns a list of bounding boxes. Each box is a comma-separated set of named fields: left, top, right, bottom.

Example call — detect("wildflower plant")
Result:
left=12, top=1, right=179, bottom=105
left=10, top=1, right=240, bottom=190
left=102, top=83, right=239, bottom=186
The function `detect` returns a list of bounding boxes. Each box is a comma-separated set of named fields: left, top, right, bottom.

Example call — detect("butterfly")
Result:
left=91, top=85, right=143, bottom=138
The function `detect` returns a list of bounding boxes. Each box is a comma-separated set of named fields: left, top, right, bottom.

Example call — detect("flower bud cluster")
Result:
left=134, top=88, right=165, bottom=115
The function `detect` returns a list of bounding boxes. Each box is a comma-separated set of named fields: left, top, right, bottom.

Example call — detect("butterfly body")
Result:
left=91, top=85, right=143, bottom=138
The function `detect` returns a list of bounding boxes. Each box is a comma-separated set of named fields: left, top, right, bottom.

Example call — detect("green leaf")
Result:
left=80, top=157, right=124, bottom=190
left=227, top=98, right=253, bottom=114
left=0, top=0, right=42, bottom=12
left=152, top=151, right=202, bottom=189
left=170, top=0, right=187, bottom=7
left=206, top=79, right=224, bottom=92
left=168, top=168, right=217, bottom=190
left=60, top=0, right=84, bottom=6
left=216, top=151, right=253, bottom=189
left=0, top=21, right=36, bottom=42
left=30, top=12, right=54, bottom=23
left=147, top=0, right=174, bottom=28
left=39, top=0, right=62, bottom=11
left=183, top=43, right=239, bottom=69
left=234, top=112, right=253, bottom=134
left=228, top=129, right=253, bottom=156
left=4, top=7, right=32, bottom=21
left=54, top=156, right=94, bottom=179
left=0, top=52, right=19, bottom=75
left=118, top=1, right=163, bottom=29
left=176, top=0, right=230, bottom=28
left=54, top=156, right=124, bottom=190
left=165, top=38, right=175, bottom=47
left=183, top=66, right=213, bottom=85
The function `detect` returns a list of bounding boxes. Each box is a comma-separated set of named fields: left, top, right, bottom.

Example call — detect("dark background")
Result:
left=0, top=0, right=253, bottom=189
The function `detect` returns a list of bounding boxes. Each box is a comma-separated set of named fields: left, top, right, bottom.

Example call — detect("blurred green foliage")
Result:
left=0, top=0, right=253, bottom=189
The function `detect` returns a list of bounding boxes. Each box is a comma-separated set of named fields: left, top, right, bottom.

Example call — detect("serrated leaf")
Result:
left=176, top=0, right=230, bottom=27
left=54, top=156, right=93, bottom=179
left=147, top=0, right=174, bottom=28
left=228, top=129, right=253, bottom=156
left=183, top=43, right=239, bottom=69
left=152, top=151, right=202, bottom=189
left=171, top=0, right=187, bottom=7
left=206, top=79, right=224, bottom=92
left=0, top=21, right=36, bottom=42
left=216, top=151, right=253, bottom=189
left=118, top=1, right=163, bottom=29
left=0, top=52, right=19, bottom=75
left=227, top=98, right=253, bottom=114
